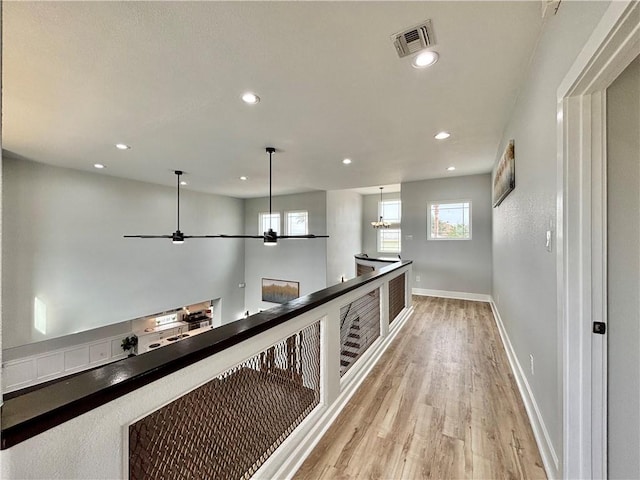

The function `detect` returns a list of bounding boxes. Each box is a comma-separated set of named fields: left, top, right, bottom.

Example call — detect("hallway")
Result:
left=294, top=296, right=546, bottom=479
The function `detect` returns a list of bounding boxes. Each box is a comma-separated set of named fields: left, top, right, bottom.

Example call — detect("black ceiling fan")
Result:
left=124, top=148, right=328, bottom=245
left=222, top=147, right=329, bottom=245
left=124, top=170, right=224, bottom=243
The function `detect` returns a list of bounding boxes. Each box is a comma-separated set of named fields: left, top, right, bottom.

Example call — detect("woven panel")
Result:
left=339, top=289, right=380, bottom=376
left=129, top=322, right=321, bottom=480
left=356, top=263, right=375, bottom=276
left=388, top=273, right=406, bottom=324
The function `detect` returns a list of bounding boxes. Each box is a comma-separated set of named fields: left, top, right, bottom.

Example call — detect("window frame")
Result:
left=258, top=212, right=281, bottom=234
left=376, top=198, right=402, bottom=253
left=427, top=199, right=472, bottom=241
left=284, top=210, right=309, bottom=236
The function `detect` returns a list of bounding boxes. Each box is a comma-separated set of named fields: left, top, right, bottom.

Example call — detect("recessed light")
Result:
left=412, top=50, right=439, bottom=68
left=115, top=143, right=131, bottom=150
left=435, top=131, right=451, bottom=140
left=240, top=176, right=248, bottom=181
left=94, top=163, right=106, bottom=169
left=447, top=166, right=456, bottom=171
left=241, top=92, right=260, bottom=104
left=180, top=181, right=187, bottom=186
left=342, top=158, right=352, bottom=165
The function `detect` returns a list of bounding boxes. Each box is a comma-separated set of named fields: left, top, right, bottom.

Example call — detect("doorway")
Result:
left=606, top=54, right=639, bottom=479
left=558, top=2, right=639, bottom=478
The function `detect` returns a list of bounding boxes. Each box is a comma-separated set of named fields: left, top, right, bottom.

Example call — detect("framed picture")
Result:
left=493, top=139, right=515, bottom=207
left=261, top=278, right=300, bottom=304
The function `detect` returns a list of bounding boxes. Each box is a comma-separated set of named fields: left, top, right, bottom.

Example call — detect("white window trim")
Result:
left=427, top=199, right=472, bottom=241
left=284, top=210, right=309, bottom=236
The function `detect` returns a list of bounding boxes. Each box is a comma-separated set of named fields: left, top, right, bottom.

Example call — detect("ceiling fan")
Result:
left=124, top=170, right=223, bottom=244
left=124, top=148, right=328, bottom=245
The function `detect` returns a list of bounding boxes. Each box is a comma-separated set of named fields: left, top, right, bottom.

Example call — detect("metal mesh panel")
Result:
left=339, top=289, right=380, bottom=376
left=388, top=273, right=406, bottom=324
left=129, top=321, right=321, bottom=480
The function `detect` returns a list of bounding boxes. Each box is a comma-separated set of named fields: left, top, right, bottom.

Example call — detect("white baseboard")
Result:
left=412, top=287, right=492, bottom=303
left=253, top=305, right=415, bottom=480
left=489, top=300, right=560, bottom=480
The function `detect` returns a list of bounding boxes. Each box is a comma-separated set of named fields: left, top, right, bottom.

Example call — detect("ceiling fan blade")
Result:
left=278, top=234, right=330, bottom=239
left=123, top=235, right=172, bottom=238
left=183, top=234, right=263, bottom=238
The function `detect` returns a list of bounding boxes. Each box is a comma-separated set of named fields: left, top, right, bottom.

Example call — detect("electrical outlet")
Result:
left=415, top=275, right=421, bottom=282
left=529, top=354, right=535, bottom=376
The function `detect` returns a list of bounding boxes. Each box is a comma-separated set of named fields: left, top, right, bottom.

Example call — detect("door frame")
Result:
left=557, top=2, right=639, bottom=479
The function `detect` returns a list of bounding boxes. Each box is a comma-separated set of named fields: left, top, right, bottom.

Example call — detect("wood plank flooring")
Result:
left=294, top=296, right=547, bottom=480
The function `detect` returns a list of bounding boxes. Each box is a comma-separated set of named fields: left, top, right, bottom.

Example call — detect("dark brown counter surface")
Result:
left=1, top=260, right=411, bottom=449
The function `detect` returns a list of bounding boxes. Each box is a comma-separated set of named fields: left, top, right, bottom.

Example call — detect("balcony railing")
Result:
left=0, top=260, right=412, bottom=479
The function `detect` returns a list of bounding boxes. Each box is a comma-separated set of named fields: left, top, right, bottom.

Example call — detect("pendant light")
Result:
left=371, top=187, right=391, bottom=228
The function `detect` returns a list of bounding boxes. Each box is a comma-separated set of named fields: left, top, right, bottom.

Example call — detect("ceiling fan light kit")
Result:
left=124, top=148, right=328, bottom=244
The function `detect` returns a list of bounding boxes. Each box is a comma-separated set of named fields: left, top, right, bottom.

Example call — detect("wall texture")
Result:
left=326, top=190, right=362, bottom=285
left=2, top=157, right=246, bottom=350
left=491, top=0, right=610, bottom=467
left=607, top=54, right=639, bottom=480
left=402, top=175, right=492, bottom=295
left=243, top=191, right=327, bottom=313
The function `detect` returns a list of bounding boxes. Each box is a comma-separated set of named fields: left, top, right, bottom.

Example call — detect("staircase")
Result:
left=340, top=316, right=361, bottom=375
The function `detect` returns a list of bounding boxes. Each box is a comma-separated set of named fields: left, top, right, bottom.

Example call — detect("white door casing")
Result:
left=557, top=2, right=640, bottom=479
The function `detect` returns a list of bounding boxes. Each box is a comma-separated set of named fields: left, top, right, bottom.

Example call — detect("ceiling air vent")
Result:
left=392, top=20, right=436, bottom=58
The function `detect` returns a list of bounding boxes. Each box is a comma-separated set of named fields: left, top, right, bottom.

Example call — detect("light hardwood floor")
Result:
left=294, top=296, right=547, bottom=479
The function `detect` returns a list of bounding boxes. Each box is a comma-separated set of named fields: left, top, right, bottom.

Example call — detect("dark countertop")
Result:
left=1, top=260, right=411, bottom=449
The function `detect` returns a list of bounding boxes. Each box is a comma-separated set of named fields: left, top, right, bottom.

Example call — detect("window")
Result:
left=377, top=199, right=401, bottom=253
left=427, top=200, right=471, bottom=240
left=286, top=211, right=308, bottom=235
left=379, top=229, right=401, bottom=253
left=259, top=212, right=280, bottom=234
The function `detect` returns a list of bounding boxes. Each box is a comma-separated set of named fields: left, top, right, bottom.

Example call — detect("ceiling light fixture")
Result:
left=447, top=166, right=456, bottom=171
left=241, top=92, right=260, bottom=104
left=412, top=50, right=439, bottom=68
left=240, top=176, right=247, bottom=181
left=435, top=131, right=451, bottom=140
left=180, top=181, right=187, bottom=186
left=115, top=143, right=131, bottom=150
left=371, top=187, right=391, bottom=229
left=94, top=163, right=106, bottom=169
left=342, top=158, right=352, bottom=165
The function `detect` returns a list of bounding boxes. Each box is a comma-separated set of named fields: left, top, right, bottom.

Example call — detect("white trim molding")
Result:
left=557, top=2, right=639, bottom=478
left=490, top=300, right=559, bottom=479
left=412, top=288, right=492, bottom=303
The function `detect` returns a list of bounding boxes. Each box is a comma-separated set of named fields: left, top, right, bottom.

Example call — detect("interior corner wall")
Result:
left=491, top=0, right=611, bottom=468
left=243, top=191, right=327, bottom=314
left=361, top=191, right=401, bottom=257
left=326, top=190, right=362, bottom=286
left=2, top=157, right=246, bottom=353
left=401, top=175, right=492, bottom=295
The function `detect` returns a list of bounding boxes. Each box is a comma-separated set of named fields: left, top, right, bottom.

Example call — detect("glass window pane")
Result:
left=428, top=201, right=471, bottom=239
left=378, top=228, right=401, bottom=253
left=286, top=211, right=308, bottom=235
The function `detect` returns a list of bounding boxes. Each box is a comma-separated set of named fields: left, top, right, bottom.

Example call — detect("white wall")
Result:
left=606, top=54, right=640, bottom=480
left=402, top=175, right=492, bottom=295
left=243, top=191, right=327, bottom=313
left=2, top=157, right=246, bottom=351
left=491, top=0, right=611, bottom=470
left=361, top=191, right=401, bottom=257
left=326, top=190, right=362, bottom=285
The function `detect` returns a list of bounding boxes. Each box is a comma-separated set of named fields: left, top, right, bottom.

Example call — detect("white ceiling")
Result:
left=2, top=1, right=543, bottom=198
